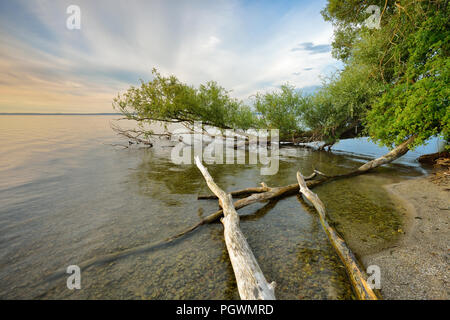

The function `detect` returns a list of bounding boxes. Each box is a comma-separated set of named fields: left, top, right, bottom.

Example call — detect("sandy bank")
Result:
left=361, top=176, right=449, bottom=299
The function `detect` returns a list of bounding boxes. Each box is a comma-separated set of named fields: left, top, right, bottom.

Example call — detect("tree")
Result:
left=253, top=84, right=307, bottom=141
left=114, top=70, right=315, bottom=143
left=364, top=1, right=449, bottom=148
left=299, top=63, right=382, bottom=146
left=113, top=68, right=257, bottom=137
left=322, top=0, right=449, bottom=150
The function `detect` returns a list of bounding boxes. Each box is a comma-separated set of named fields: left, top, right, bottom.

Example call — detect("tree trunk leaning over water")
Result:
left=195, top=156, right=276, bottom=300
left=356, top=135, right=416, bottom=172
left=296, top=171, right=378, bottom=300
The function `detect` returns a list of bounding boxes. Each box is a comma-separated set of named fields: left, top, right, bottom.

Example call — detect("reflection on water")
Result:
left=0, top=116, right=430, bottom=299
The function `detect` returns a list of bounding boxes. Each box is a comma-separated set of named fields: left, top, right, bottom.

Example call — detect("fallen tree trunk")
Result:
left=296, top=171, right=378, bottom=300
left=195, top=156, right=276, bottom=300
left=197, top=185, right=271, bottom=200
left=197, top=172, right=318, bottom=199
left=417, top=151, right=450, bottom=165
left=356, top=135, right=416, bottom=172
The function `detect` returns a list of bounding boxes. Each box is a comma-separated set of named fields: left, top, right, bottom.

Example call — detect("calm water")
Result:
left=0, top=115, right=437, bottom=299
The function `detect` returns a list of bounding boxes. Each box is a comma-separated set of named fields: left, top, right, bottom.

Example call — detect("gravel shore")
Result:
left=361, top=177, right=449, bottom=300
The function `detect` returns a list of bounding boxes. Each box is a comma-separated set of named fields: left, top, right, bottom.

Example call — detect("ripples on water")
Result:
left=0, top=115, right=435, bottom=299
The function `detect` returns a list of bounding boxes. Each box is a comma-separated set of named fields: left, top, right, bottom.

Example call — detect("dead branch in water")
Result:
left=195, top=156, right=276, bottom=300
left=296, top=171, right=378, bottom=300
left=111, top=123, right=155, bottom=146
left=197, top=172, right=318, bottom=200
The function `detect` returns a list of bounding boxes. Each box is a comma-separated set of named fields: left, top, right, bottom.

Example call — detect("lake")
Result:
left=0, top=115, right=440, bottom=299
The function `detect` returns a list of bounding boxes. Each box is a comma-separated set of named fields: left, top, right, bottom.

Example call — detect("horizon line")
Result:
left=0, top=112, right=122, bottom=115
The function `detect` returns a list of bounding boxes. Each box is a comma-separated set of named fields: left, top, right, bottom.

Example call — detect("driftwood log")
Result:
left=296, top=171, right=378, bottom=300
left=195, top=156, right=276, bottom=300
left=197, top=172, right=318, bottom=199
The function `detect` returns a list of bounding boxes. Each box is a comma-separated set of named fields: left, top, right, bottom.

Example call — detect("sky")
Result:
left=0, top=0, right=340, bottom=113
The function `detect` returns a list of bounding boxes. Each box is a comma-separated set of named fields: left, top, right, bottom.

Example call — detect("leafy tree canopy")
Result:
left=253, top=84, right=307, bottom=141
left=113, top=68, right=257, bottom=132
left=322, top=0, right=449, bottom=149
left=300, top=63, right=383, bottom=145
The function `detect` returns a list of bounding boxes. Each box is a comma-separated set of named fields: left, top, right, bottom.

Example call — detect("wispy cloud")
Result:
left=0, top=0, right=339, bottom=113
left=291, top=42, right=332, bottom=54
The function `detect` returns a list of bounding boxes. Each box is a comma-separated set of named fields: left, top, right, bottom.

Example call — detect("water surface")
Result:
left=0, top=115, right=434, bottom=299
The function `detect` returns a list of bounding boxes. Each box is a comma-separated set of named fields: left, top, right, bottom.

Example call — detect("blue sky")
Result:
left=0, top=0, right=340, bottom=113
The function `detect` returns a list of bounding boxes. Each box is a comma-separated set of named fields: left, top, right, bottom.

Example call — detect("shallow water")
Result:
left=0, top=115, right=435, bottom=299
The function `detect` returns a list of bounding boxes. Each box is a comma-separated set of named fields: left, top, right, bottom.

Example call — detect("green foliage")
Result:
left=301, top=64, right=383, bottom=144
left=253, top=84, right=307, bottom=141
left=322, top=0, right=449, bottom=149
left=364, top=1, right=450, bottom=148
left=113, top=68, right=257, bottom=131
left=321, top=0, right=395, bottom=62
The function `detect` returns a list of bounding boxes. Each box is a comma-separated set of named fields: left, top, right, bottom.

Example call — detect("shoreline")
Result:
left=361, top=175, right=449, bottom=299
